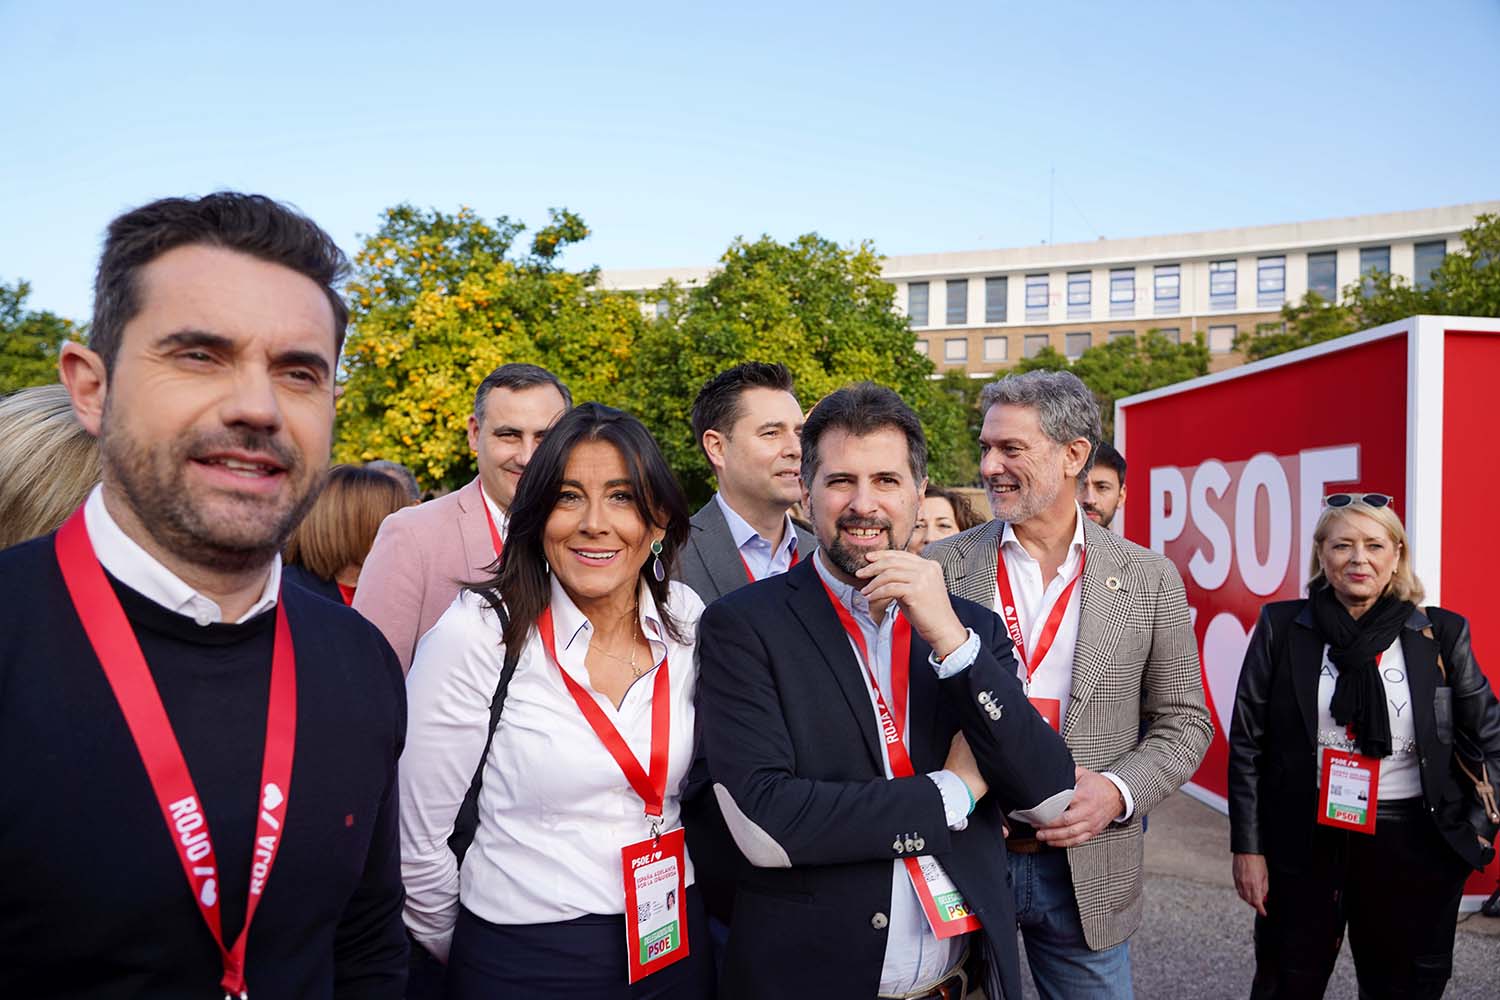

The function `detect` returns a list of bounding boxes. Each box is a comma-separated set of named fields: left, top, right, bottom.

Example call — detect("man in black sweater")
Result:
left=0, top=192, right=408, bottom=997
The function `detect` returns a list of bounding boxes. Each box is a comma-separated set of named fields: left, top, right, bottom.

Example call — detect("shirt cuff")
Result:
left=928, top=770, right=972, bottom=831
left=928, top=627, right=980, bottom=679
left=1101, top=771, right=1135, bottom=823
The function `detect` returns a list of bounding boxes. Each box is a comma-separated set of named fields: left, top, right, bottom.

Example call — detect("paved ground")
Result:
left=1009, top=793, right=1500, bottom=999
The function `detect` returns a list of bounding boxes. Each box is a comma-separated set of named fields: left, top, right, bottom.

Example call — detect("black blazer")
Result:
left=697, top=558, right=1075, bottom=1000
left=1228, top=600, right=1500, bottom=871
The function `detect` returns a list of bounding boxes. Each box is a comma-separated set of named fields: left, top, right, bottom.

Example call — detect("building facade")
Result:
left=600, top=202, right=1497, bottom=377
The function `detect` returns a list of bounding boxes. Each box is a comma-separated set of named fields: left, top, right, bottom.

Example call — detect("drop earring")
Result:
left=650, top=539, right=665, bottom=583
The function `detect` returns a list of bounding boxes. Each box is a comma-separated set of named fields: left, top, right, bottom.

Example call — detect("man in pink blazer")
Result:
left=354, top=364, right=570, bottom=672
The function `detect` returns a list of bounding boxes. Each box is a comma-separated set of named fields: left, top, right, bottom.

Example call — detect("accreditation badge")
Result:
left=1028, top=696, right=1062, bottom=731
left=1316, top=748, right=1379, bottom=834
left=905, top=855, right=982, bottom=939
left=621, top=827, right=690, bottom=983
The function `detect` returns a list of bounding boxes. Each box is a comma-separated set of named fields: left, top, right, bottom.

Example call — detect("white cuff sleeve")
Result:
left=928, top=628, right=981, bottom=679
left=1102, top=770, right=1135, bottom=822
left=928, top=770, right=972, bottom=831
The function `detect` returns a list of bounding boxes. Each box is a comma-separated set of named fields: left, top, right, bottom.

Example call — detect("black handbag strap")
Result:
left=447, top=602, right=520, bottom=865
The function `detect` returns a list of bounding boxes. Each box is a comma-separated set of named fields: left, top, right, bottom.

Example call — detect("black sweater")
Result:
left=0, top=535, right=408, bottom=998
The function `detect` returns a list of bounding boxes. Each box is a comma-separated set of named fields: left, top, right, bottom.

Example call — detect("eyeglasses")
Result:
left=1323, top=493, right=1393, bottom=509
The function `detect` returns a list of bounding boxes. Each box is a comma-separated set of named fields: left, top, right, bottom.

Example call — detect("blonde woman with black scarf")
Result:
left=1228, top=494, right=1500, bottom=999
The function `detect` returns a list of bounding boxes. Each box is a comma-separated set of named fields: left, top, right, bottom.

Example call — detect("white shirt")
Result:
left=996, top=506, right=1135, bottom=820
left=477, top=480, right=510, bottom=544
left=399, top=576, right=703, bottom=961
left=813, top=553, right=975, bottom=996
left=1315, top=637, right=1423, bottom=799
left=714, top=492, right=798, bottom=580
left=83, top=485, right=281, bottom=625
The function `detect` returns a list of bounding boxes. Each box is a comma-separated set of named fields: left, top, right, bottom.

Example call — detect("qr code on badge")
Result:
left=636, top=901, right=652, bottom=924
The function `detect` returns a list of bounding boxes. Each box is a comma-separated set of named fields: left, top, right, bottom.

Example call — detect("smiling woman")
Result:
left=398, top=403, right=714, bottom=999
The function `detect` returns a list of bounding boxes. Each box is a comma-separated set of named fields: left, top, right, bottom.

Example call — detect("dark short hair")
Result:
left=91, top=192, right=349, bottom=372
left=690, top=362, right=796, bottom=464
left=471, top=403, right=691, bottom=649
left=472, top=363, right=573, bottom=423
left=1091, top=441, right=1127, bottom=486
left=801, top=382, right=927, bottom=485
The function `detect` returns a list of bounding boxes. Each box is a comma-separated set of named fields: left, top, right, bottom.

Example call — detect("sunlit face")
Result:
left=979, top=403, right=1085, bottom=524
left=91, top=244, right=337, bottom=573
left=1079, top=465, right=1125, bottom=529
left=707, top=387, right=804, bottom=510
left=1317, top=511, right=1401, bottom=608
left=543, top=440, right=662, bottom=606
left=804, top=427, right=924, bottom=581
left=467, top=384, right=569, bottom=512
left=908, top=495, right=961, bottom=553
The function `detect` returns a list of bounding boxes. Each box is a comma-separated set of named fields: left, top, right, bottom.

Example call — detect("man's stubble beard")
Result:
left=100, top=407, right=323, bottom=576
left=989, top=474, right=1061, bottom=525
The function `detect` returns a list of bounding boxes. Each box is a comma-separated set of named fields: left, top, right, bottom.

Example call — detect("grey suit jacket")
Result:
left=676, top=498, right=815, bottom=603
left=925, top=516, right=1213, bottom=951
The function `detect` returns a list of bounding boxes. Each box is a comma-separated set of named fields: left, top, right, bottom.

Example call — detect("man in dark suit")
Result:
left=678, top=362, right=814, bottom=602
left=698, top=383, right=1076, bottom=1000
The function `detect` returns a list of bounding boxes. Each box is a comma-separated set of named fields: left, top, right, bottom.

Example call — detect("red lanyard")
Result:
left=995, top=547, right=1085, bottom=687
left=738, top=542, right=799, bottom=584
left=478, top=480, right=505, bottom=559
left=336, top=582, right=355, bottom=606
left=54, top=507, right=295, bottom=999
left=538, top=606, right=672, bottom=825
left=817, top=576, right=915, bottom=776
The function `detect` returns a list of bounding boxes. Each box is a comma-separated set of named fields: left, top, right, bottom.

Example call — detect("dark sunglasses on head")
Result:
left=1323, top=493, right=1393, bottom=509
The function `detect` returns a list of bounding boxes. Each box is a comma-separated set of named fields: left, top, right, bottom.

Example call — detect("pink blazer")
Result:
left=353, top=477, right=497, bottom=673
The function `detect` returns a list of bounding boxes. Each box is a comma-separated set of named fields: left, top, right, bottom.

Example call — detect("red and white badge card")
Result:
left=1028, top=697, right=1062, bottom=732
left=1317, top=748, right=1379, bottom=834
left=621, top=827, right=690, bottom=983
left=905, top=855, right=982, bottom=940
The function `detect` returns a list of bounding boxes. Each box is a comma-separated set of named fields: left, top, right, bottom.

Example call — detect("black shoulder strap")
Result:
left=447, top=603, right=520, bottom=865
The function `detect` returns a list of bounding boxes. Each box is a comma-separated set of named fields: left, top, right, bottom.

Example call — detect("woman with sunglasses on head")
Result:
left=398, top=403, right=714, bottom=998
left=1228, top=493, right=1500, bottom=1000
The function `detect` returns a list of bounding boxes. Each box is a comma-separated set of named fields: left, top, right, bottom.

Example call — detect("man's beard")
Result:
left=822, top=512, right=914, bottom=578
left=100, top=414, right=322, bottom=576
left=987, top=475, right=1060, bottom=524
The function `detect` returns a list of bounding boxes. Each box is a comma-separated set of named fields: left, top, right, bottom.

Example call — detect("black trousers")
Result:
left=445, top=886, right=715, bottom=1000
left=1251, top=797, right=1471, bottom=1000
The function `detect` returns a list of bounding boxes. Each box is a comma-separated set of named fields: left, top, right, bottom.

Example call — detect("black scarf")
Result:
left=1309, top=583, right=1412, bottom=758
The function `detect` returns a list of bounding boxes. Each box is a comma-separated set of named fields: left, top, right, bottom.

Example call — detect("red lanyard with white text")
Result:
left=478, top=480, right=505, bottom=559
left=995, top=548, right=1085, bottom=691
left=54, top=507, right=295, bottom=1000
left=817, top=577, right=914, bottom=773
left=738, top=544, right=799, bottom=584
left=538, top=605, right=670, bottom=830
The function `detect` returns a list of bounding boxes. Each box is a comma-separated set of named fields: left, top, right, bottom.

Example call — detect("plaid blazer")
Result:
left=925, top=516, right=1213, bottom=950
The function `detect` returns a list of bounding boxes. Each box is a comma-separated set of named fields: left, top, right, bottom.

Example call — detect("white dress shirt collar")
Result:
left=714, top=492, right=798, bottom=573
left=83, top=484, right=281, bottom=626
left=548, top=573, right=668, bottom=658
left=812, top=548, right=895, bottom=628
left=999, top=502, right=1087, bottom=570
left=477, top=480, right=510, bottom=540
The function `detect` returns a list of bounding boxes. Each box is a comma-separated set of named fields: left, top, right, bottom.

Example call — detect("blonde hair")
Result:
left=284, top=465, right=409, bottom=580
left=0, top=384, right=101, bottom=549
left=1307, top=499, right=1425, bottom=605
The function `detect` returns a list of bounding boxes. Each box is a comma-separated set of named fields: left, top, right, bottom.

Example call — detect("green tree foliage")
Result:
left=628, top=234, right=968, bottom=503
left=333, top=205, right=648, bottom=491
left=1009, top=330, right=1210, bottom=438
left=0, top=280, right=84, bottom=395
left=1237, top=213, right=1500, bottom=362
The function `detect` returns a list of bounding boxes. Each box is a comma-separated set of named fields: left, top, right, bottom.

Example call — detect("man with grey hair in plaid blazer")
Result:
left=925, top=370, right=1211, bottom=1000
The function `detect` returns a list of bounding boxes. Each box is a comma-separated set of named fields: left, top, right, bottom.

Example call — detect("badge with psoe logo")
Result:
left=1317, top=748, right=1379, bottom=834
left=621, top=828, right=689, bottom=983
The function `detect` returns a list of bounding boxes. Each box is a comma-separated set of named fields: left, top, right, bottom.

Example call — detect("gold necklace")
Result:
left=590, top=605, right=643, bottom=677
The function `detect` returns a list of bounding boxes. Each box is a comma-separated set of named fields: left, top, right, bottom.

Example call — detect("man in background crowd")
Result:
left=366, top=458, right=422, bottom=504
left=355, top=363, right=570, bottom=672
left=0, top=191, right=407, bottom=997
left=926, top=371, right=1210, bottom=999
left=1079, top=440, right=1127, bottom=530
left=677, top=361, right=813, bottom=601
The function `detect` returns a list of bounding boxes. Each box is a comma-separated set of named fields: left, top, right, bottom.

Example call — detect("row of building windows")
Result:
left=907, top=242, right=1447, bottom=327
left=915, top=326, right=1237, bottom=364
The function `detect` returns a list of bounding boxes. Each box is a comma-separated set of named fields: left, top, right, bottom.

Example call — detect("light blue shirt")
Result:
left=812, top=551, right=979, bottom=995
left=714, top=492, right=799, bottom=580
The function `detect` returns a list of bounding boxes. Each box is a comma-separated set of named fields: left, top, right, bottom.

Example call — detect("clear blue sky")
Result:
left=3, top=0, right=1497, bottom=321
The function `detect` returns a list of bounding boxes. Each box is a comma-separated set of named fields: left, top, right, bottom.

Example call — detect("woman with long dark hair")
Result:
left=398, top=403, right=712, bottom=998
left=1228, top=494, right=1500, bottom=999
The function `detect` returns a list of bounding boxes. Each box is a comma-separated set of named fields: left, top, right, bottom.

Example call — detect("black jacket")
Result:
left=697, top=558, right=1075, bottom=1000
left=1228, top=599, right=1500, bottom=871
